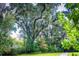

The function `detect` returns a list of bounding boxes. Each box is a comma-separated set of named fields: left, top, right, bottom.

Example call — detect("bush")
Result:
left=48, top=45, right=54, bottom=52
left=10, top=39, right=25, bottom=55
left=12, top=47, right=25, bottom=55
left=0, top=37, right=13, bottom=55
left=48, top=45, right=63, bottom=52
left=36, top=37, right=48, bottom=52
left=32, top=42, right=40, bottom=52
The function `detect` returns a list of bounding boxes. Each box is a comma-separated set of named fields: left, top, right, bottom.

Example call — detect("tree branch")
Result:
left=33, top=4, right=45, bottom=29
left=32, top=4, right=46, bottom=40
left=35, top=25, right=48, bottom=39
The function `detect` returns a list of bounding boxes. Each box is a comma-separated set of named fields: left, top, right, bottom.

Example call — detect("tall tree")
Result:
left=10, top=3, right=61, bottom=52
left=0, top=3, right=15, bottom=55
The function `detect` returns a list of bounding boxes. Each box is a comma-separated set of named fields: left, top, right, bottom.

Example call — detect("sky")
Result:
left=10, top=3, right=68, bottom=40
left=56, top=4, right=67, bottom=12
left=10, top=23, right=22, bottom=40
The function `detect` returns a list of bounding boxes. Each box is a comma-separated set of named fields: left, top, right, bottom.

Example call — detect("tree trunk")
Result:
left=25, top=37, right=34, bottom=53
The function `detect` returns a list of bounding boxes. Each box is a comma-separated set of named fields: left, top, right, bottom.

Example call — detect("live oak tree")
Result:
left=10, top=3, right=62, bottom=52
left=11, top=4, right=51, bottom=52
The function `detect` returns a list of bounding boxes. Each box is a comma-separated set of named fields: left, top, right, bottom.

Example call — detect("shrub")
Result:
left=0, top=37, right=13, bottom=55
left=32, top=42, right=40, bottom=52
left=10, top=39, right=25, bottom=55
left=48, top=45, right=63, bottom=52
left=36, top=37, right=48, bottom=52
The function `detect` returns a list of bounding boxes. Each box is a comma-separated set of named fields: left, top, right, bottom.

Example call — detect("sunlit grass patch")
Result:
left=68, top=52, right=79, bottom=56
left=17, top=53, right=62, bottom=56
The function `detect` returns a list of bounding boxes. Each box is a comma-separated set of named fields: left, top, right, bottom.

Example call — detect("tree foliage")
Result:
left=10, top=3, right=62, bottom=52
left=1, top=3, right=79, bottom=55
left=0, top=4, right=16, bottom=55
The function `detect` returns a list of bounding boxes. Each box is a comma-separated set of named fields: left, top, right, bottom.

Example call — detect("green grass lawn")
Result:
left=17, top=52, right=79, bottom=56
left=17, top=53, right=62, bottom=56
left=68, top=52, right=79, bottom=56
